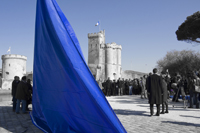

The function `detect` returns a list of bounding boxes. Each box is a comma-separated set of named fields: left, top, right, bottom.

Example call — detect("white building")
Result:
left=1, top=54, right=27, bottom=90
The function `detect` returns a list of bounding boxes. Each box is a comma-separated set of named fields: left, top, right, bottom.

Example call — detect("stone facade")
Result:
left=88, top=30, right=122, bottom=80
left=1, top=54, right=27, bottom=90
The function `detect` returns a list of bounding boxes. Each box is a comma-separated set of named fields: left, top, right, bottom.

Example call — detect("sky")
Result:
left=0, top=0, right=200, bottom=73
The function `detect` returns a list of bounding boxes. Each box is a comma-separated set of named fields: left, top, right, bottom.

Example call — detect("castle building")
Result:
left=1, top=54, right=27, bottom=90
left=88, top=30, right=122, bottom=80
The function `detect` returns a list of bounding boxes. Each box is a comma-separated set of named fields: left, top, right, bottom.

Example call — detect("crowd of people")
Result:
left=11, top=76, right=32, bottom=114
left=97, top=68, right=200, bottom=116
left=11, top=68, right=200, bottom=116
left=97, top=77, right=148, bottom=97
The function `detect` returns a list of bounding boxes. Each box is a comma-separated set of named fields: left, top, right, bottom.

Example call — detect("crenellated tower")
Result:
left=88, top=30, right=122, bottom=80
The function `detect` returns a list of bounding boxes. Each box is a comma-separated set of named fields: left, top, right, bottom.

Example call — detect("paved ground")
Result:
left=108, top=95, right=200, bottom=133
left=0, top=94, right=200, bottom=133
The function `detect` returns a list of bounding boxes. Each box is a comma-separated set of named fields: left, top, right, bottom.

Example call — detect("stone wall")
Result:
left=1, top=54, right=27, bottom=90
left=88, top=30, right=122, bottom=80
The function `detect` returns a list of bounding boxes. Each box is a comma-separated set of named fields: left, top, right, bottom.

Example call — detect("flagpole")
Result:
left=99, top=20, right=101, bottom=31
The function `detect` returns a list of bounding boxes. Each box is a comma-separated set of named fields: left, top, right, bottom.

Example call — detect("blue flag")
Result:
left=30, top=0, right=127, bottom=133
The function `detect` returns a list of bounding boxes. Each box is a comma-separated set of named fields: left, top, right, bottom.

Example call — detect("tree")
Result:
left=176, top=11, right=200, bottom=43
left=157, top=50, right=200, bottom=77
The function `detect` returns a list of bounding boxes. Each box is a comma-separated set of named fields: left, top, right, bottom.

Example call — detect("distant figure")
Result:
left=102, top=80, right=107, bottom=95
left=15, top=76, right=31, bottom=114
left=171, top=72, right=181, bottom=102
left=112, top=80, right=117, bottom=96
left=160, top=71, right=169, bottom=114
left=26, top=79, right=33, bottom=111
left=117, top=78, right=123, bottom=96
left=147, top=68, right=163, bottom=116
left=128, top=79, right=133, bottom=95
left=125, top=79, right=129, bottom=95
left=146, top=73, right=153, bottom=99
left=106, top=77, right=112, bottom=96
left=188, top=72, right=200, bottom=108
left=140, top=77, right=147, bottom=99
left=11, top=76, right=20, bottom=112
left=122, top=78, right=125, bottom=95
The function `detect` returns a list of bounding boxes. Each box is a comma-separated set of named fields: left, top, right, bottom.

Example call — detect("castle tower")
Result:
left=105, top=43, right=113, bottom=79
left=116, top=46, right=122, bottom=79
left=105, top=43, right=122, bottom=80
left=88, top=30, right=122, bottom=81
left=88, top=30, right=105, bottom=79
left=1, top=54, right=27, bottom=90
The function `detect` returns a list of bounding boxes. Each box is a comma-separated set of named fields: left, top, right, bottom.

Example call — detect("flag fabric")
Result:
left=95, top=21, right=100, bottom=26
left=7, top=47, right=11, bottom=53
left=30, top=0, right=127, bottom=133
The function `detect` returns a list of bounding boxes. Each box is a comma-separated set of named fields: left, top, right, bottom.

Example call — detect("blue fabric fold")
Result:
left=31, top=0, right=127, bottom=132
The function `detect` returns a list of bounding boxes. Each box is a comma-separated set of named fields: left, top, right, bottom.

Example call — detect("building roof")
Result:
left=123, top=70, right=148, bottom=75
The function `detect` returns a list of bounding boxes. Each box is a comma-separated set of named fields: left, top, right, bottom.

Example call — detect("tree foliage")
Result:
left=176, top=11, right=200, bottom=43
left=157, top=50, right=200, bottom=76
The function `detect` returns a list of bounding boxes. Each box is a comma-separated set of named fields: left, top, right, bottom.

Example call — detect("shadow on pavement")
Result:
left=179, top=115, right=200, bottom=119
left=169, top=107, right=200, bottom=111
left=0, top=104, right=42, bottom=133
left=0, top=106, right=29, bottom=133
left=137, top=105, right=149, bottom=108
left=162, top=121, right=200, bottom=127
left=113, top=109, right=149, bottom=116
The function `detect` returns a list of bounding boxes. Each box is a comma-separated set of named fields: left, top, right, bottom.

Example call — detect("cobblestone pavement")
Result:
left=0, top=101, right=43, bottom=133
left=0, top=95, right=200, bottom=133
left=107, top=95, right=200, bottom=133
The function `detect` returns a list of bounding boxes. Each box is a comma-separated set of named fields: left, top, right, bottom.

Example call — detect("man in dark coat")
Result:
left=26, top=79, right=33, bottom=111
left=11, top=76, right=20, bottom=112
left=160, top=71, right=169, bottom=114
left=125, top=79, right=129, bottom=95
left=106, top=77, right=112, bottom=96
left=112, top=80, right=117, bottom=96
left=102, top=80, right=107, bottom=96
left=15, top=76, right=31, bottom=114
left=147, top=68, right=163, bottom=116
left=146, top=73, right=152, bottom=98
left=117, top=78, right=123, bottom=95
left=122, top=78, right=125, bottom=95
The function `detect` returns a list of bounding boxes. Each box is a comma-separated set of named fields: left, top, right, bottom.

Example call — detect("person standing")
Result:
left=125, top=79, right=129, bottom=95
left=188, top=72, right=200, bottom=108
left=106, top=77, right=112, bottom=96
left=128, top=79, right=133, bottom=95
left=147, top=68, right=163, bottom=116
left=172, top=73, right=181, bottom=102
left=140, top=77, right=147, bottom=99
left=117, top=78, right=122, bottom=96
left=102, top=80, right=107, bottom=96
left=15, top=76, right=31, bottom=114
left=122, top=78, right=125, bottom=95
left=11, top=76, right=20, bottom=112
left=112, top=80, right=117, bottom=96
left=26, top=79, right=33, bottom=111
left=160, top=71, right=169, bottom=114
